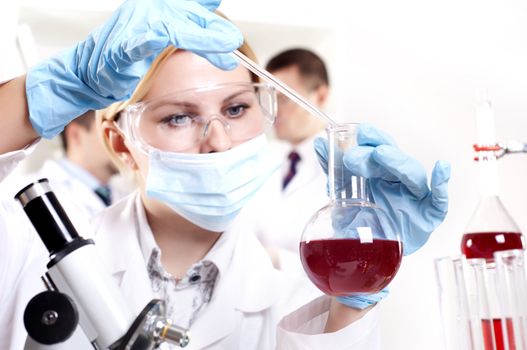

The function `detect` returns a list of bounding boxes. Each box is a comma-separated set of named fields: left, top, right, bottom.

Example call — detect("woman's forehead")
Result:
left=145, top=51, right=252, bottom=99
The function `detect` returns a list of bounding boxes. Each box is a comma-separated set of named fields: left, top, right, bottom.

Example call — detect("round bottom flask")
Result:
left=299, top=123, right=403, bottom=296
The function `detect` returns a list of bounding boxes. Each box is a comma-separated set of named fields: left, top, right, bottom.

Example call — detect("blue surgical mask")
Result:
left=145, top=134, right=280, bottom=232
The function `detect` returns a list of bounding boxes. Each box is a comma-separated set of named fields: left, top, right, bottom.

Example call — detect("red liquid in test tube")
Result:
left=481, top=318, right=516, bottom=350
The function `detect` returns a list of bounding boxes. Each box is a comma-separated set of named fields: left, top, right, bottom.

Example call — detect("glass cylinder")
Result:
left=299, top=123, right=403, bottom=296
left=494, top=249, right=527, bottom=349
left=461, top=98, right=524, bottom=261
left=435, top=256, right=496, bottom=350
left=435, top=256, right=475, bottom=350
left=460, top=150, right=523, bottom=261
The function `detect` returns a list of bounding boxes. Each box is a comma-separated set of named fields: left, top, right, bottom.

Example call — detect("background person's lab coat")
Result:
left=241, top=133, right=328, bottom=256
left=0, top=146, right=382, bottom=350
left=6, top=159, right=113, bottom=229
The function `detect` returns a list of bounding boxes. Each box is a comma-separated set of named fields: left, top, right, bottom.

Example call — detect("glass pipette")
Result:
left=232, top=50, right=337, bottom=127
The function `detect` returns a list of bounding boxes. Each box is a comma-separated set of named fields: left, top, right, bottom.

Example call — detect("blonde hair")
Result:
left=97, top=34, right=259, bottom=171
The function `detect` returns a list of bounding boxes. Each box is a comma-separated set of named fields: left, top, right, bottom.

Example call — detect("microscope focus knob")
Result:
left=24, top=291, right=79, bottom=345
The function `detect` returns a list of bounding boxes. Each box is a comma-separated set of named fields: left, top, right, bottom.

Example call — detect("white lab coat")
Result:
left=240, top=134, right=329, bottom=254
left=5, top=159, right=109, bottom=230
left=0, top=146, right=381, bottom=350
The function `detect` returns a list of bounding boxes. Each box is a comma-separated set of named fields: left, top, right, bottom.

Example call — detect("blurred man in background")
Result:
left=8, top=110, right=125, bottom=229
left=55, top=110, right=120, bottom=209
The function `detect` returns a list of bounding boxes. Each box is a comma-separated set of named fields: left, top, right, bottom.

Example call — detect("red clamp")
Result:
left=473, top=144, right=501, bottom=152
left=473, top=144, right=502, bottom=161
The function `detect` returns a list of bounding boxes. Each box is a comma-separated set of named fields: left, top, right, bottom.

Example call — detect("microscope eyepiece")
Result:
left=15, top=179, right=88, bottom=262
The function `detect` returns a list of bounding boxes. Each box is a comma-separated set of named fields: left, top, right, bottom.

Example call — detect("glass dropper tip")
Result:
left=232, top=50, right=338, bottom=127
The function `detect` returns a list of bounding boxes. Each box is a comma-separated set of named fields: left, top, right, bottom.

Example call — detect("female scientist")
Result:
left=0, top=0, right=450, bottom=349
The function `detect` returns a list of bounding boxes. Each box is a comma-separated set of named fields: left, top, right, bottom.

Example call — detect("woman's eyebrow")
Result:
left=222, top=89, right=252, bottom=103
left=167, top=101, right=198, bottom=107
left=158, top=101, right=199, bottom=109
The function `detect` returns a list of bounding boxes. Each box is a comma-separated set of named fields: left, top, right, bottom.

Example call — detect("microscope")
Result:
left=15, top=179, right=190, bottom=349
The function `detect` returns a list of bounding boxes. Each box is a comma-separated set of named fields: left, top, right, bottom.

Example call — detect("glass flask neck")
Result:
left=477, top=151, right=499, bottom=198
left=327, top=124, right=370, bottom=206
left=465, top=151, right=520, bottom=233
left=474, top=96, right=499, bottom=198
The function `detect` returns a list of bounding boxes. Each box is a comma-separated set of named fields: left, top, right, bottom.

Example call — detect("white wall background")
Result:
left=5, top=0, right=527, bottom=348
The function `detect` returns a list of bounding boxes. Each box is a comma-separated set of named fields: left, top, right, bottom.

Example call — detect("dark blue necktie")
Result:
left=94, top=186, right=112, bottom=206
left=282, top=151, right=301, bottom=190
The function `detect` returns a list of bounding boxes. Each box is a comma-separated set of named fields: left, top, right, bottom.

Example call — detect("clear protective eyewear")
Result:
left=117, top=83, right=276, bottom=152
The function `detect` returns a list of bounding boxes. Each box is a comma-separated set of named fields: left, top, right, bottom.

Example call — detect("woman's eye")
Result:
left=161, top=114, right=193, bottom=127
left=225, top=103, right=249, bottom=118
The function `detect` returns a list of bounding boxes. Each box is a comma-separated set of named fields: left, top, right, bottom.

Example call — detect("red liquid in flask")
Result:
left=481, top=318, right=516, bottom=350
left=299, top=238, right=402, bottom=296
left=461, top=232, right=524, bottom=261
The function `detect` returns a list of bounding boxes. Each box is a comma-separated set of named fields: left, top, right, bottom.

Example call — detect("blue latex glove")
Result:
left=26, top=0, right=243, bottom=139
left=314, top=123, right=450, bottom=255
left=337, top=289, right=389, bottom=310
left=314, top=123, right=450, bottom=309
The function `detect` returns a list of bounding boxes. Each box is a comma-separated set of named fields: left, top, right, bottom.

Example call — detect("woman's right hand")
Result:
left=26, top=0, right=243, bottom=139
left=314, top=123, right=450, bottom=256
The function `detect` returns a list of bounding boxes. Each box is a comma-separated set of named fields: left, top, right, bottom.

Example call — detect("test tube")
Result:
left=435, top=256, right=472, bottom=349
left=464, top=258, right=498, bottom=350
left=435, top=256, right=494, bottom=349
left=494, top=249, right=527, bottom=349
left=232, top=50, right=337, bottom=127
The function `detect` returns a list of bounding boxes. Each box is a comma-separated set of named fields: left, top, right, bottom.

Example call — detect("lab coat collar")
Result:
left=39, top=158, right=104, bottom=195
left=40, top=159, right=71, bottom=183
left=6, top=159, right=72, bottom=197
left=5, top=159, right=106, bottom=219
left=133, top=193, right=233, bottom=282
left=93, top=192, right=282, bottom=348
left=56, top=158, right=102, bottom=191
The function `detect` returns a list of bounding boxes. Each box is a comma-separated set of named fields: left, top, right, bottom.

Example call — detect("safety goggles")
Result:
left=117, top=83, right=276, bottom=153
